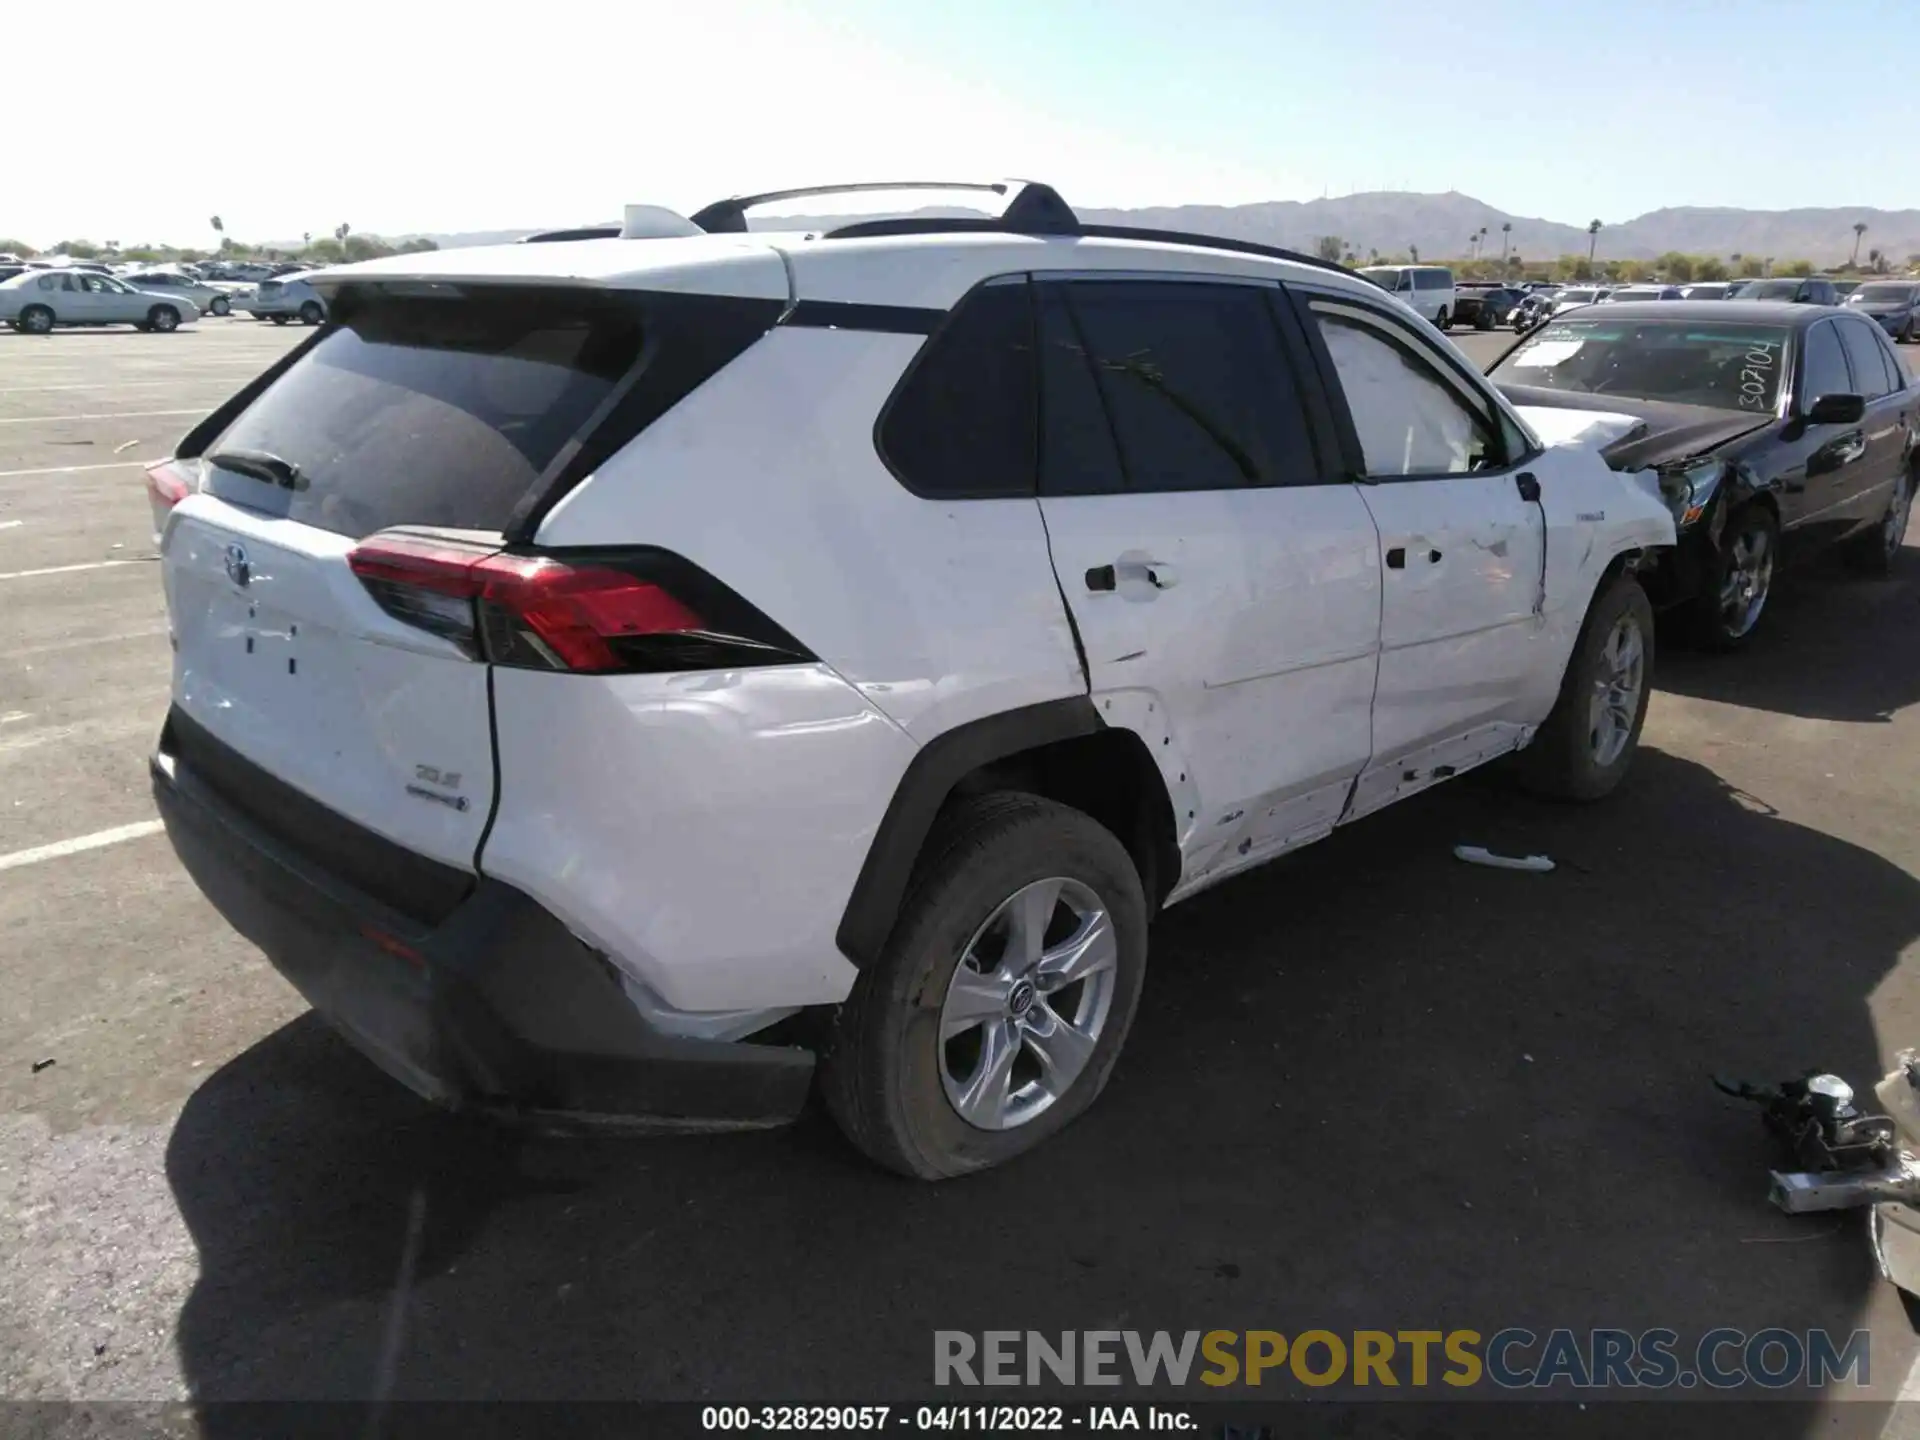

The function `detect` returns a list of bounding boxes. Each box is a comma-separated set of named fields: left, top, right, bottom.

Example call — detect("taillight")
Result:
left=346, top=530, right=811, bottom=675
left=145, top=459, right=196, bottom=510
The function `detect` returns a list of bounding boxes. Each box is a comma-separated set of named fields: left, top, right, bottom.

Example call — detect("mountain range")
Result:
left=409, top=191, right=1920, bottom=267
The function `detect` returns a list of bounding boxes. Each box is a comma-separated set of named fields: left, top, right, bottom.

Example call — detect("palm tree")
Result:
left=1409, top=243, right=1420, bottom=263
left=1501, top=221, right=1512, bottom=262
left=1851, top=222, right=1867, bottom=267
left=1587, top=219, right=1602, bottom=265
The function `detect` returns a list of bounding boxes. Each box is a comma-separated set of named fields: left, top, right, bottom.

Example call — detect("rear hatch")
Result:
left=153, top=286, right=652, bottom=880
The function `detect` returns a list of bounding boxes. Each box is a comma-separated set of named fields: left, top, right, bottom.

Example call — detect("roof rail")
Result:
left=520, top=225, right=622, bottom=244
left=819, top=212, right=1354, bottom=279
left=689, top=180, right=1078, bottom=235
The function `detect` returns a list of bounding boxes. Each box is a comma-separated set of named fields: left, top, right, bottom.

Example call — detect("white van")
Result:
left=1357, top=265, right=1457, bottom=329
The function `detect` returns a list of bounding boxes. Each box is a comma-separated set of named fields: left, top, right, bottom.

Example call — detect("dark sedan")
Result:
left=1453, top=284, right=1526, bottom=330
left=1845, top=281, right=1920, bottom=344
left=1490, top=300, right=1917, bottom=647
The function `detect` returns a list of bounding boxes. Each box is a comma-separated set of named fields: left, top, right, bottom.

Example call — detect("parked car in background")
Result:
left=1833, top=281, right=1862, bottom=300
left=1544, top=285, right=1607, bottom=319
left=1511, top=289, right=1560, bottom=332
left=1679, top=282, right=1737, bottom=300
left=1453, top=283, right=1526, bottom=330
left=123, top=269, right=238, bottom=316
left=1845, top=281, right=1920, bottom=343
left=1729, top=276, right=1840, bottom=305
left=1490, top=300, right=1915, bottom=648
left=0, top=270, right=200, bottom=333
left=1604, top=285, right=1684, bottom=303
left=0, top=264, right=27, bottom=284
left=142, top=184, right=1672, bottom=1177
left=244, top=275, right=327, bottom=324
left=1356, top=264, right=1457, bottom=328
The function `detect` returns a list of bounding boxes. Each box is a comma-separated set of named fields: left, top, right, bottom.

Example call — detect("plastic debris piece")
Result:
left=1454, top=845, right=1555, bottom=873
left=31, top=1058, right=54, bottom=1073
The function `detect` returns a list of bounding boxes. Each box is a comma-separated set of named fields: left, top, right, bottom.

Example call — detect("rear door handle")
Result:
left=1385, top=546, right=1441, bottom=570
left=1090, top=559, right=1178, bottom=592
left=1085, top=564, right=1116, bottom=592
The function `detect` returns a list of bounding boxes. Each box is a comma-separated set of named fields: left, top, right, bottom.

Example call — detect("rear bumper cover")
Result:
left=151, top=714, right=813, bottom=1130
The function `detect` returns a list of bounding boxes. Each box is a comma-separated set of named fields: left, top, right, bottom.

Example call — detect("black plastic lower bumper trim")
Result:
left=152, top=713, right=814, bottom=1130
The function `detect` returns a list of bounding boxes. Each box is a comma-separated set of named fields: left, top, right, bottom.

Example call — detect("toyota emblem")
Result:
left=223, top=542, right=251, bottom=589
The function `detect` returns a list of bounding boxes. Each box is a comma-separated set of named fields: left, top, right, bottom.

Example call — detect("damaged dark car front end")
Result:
left=1490, top=301, right=1919, bottom=647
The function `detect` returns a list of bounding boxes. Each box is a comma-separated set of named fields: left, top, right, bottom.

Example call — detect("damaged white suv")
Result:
left=146, top=182, right=1674, bottom=1178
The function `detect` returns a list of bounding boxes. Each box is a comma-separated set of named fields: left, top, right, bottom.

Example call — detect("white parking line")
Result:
left=0, top=460, right=155, bottom=479
left=0, top=820, right=165, bottom=874
left=0, top=521, right=21, bottom=531
left=0, top=559, right=140, bottom=581
left=0, top=409, right=205, bottom=426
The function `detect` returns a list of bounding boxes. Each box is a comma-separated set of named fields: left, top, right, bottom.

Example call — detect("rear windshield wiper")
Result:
left=207, top=448, right=305, bottom=491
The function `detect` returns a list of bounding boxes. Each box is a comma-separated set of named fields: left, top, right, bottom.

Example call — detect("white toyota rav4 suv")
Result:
left=146, top=182, right=1673, bottom=1178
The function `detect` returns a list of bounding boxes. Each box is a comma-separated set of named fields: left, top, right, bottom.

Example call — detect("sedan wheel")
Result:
left=1847, top=470, right=1912, bottom=577
left=148, top=306, right=180, bottom=334
left=210, top=296, right=230, bottom=316
left=1691, top=507, right=1777, bottom=648
left=19, top=305, right=54, bottom=335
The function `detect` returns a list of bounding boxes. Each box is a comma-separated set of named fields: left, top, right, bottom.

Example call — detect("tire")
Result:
left=1516, top=572, right=1655, bottom=802
left=1685, top=503, right=1778, bottom=650
left=1476, top=308, right=1495, bottom=331
left=18, top=304, right=53, bottom=335
left=210, top=296, right=230, bottom=316
left=148, top=305, right=180, bottom=333
left=1902, top=319, right=1916, bottom=345
left=1845, top=467, right=1912, bottom=578
left=299, top=301, right=323, bottom=325
left=1434, top=308, right=1450, bottom=331
left=822, top=792, right=1149, bottom=1179
left=269, top=314, right=290, bottom=325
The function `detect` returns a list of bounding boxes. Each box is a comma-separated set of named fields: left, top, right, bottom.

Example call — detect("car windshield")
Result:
left=1491, top=318, right=1791, bottom=414
left=1851, top=284, right=1917, bottom=304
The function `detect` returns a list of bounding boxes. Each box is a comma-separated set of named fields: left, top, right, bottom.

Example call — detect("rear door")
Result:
left=1031, top=275, right=1383, bottom=889
left=1292, top=287, right=1545, bottom=818
left=159, top=285, right=650, bottom=866
left=1836, top=315, right=1910, bottom=526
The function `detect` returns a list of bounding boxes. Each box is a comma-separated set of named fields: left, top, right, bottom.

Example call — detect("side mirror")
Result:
left=1807, top=393, right=1866, bottom=426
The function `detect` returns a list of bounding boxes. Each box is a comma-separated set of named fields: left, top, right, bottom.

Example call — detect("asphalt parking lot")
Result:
left=6, top=317, right=1920, bottom=1432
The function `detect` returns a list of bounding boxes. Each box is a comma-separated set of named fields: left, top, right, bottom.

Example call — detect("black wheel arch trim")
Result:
left=836, top=696, right=1106, bottom=969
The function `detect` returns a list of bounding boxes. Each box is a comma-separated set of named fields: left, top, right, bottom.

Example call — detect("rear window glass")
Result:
left=881, top=281, right=1036, bottom=498
left=206, top=290, right=645, bottom=538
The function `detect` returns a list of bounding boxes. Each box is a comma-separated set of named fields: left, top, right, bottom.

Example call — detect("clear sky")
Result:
left=13, top=0, right=1913, bottom=249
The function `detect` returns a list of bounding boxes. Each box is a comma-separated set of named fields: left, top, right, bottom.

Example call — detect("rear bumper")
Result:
left=151, top=715, right=814, bottom=1131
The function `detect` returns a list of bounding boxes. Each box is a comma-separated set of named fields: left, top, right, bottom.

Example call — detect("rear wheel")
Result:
left=1434, top=307, right=1451, bottom=330
left=1902, top=318, right=1916, bottom=345
left=1846, top=468, right=1912, bottom=577
left=823, top=793, right=1148, bottom=1179
left=148, top=305, right=180, bottom=333
left=1516, top=572, right=1654, bottom=802
left=299, top=301, right=323, bottom=325
left=210, top=295, right=230, bottom=316
left=18, top=304, right=53, bottom=335
left=269, top=313, right=290, bottom=325
left=1687, top=504, right=1777, bottom=649
left=1476, top=308, right=1495, bottom=331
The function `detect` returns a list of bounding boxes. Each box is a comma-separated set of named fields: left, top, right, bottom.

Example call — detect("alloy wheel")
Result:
left=1587, top=614, right=1645, bottom=768
left=1886, top=476, right=1913, bottom=560
left=1718, top=522, right=1774, bottom=640
left=937, top=876, right=1117, bottom=1131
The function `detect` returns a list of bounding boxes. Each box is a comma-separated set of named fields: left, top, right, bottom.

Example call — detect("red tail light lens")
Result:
left=346, top=530, right=810, bottom=675
left=145, top=459, right=196, bottom=511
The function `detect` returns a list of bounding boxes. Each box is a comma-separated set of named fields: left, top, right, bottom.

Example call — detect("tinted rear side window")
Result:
left=1043, top=280, right=1318, bottom=493
left=1837, top=319, right=1895, bottom=400
left=880, top=280, right=1036, bottom=498
left=207, top=290, right=645, bottom=538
